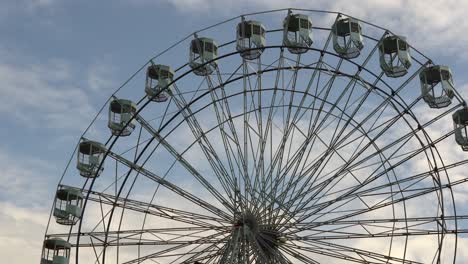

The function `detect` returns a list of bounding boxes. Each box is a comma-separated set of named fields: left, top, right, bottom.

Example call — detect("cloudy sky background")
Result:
left=2, top=0, right=468, bottom=263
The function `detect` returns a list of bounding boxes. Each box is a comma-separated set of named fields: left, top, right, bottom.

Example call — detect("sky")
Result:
left=2, top=0, right=468, bottom=263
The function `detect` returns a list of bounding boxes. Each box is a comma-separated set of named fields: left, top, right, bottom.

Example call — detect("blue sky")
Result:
left=2, top=0, right=468, bottom=263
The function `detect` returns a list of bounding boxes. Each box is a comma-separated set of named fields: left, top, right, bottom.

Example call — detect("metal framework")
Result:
left=42, top=8, right=468, bottom=264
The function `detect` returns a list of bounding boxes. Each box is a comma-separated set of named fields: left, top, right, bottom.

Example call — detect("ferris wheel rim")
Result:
left=41, top=8, right=468, bottom=264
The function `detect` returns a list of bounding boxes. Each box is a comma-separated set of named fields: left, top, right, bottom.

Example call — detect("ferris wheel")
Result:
left=41, top=8, right=468, bottom=264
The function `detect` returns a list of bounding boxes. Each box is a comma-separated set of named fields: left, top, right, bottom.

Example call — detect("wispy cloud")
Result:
left=0, top=201, right=49, bottom=263
left=0, top=61, right=92, bottom=130
left=0, top=149, right=56, bottom=205
left=27, top=0, right=57, bottom=9
left=87, top=61, right=117, bottom=92
left=0, top=147, right=57, bottom=263
left=0, top=0, right=59, bottom=17
left=0, top=48, right=118, bottom=132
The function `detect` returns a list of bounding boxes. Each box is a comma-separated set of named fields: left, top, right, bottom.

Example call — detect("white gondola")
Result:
left=420, top=65, right=455, bottom=108
left=77, top=139, right=105, bottom=178
left=379, top=35, right=412, bottom=77
left=332, top=17, right=363, bottom=59
left=283, top=12, right=313, bottom=54
left=145, top=64, right=173, bottom=102
left=41, top=238, right=71, bottom=264
left=189, top=37, right=218, bottom=76
left=236, top=20, right=266, bottom=60
left=53, top=187, right=83, bottom=225
left=108, top=99, right=137, bottom=136
left=453, top=108, right=468, bottom=151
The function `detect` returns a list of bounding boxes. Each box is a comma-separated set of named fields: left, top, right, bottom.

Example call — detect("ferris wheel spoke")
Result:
left=50, top=227, right=229, bottom=247
left=206, top=71, right=244, bottom=189
left=291, top=216, right=427, bottom=239
left=125, top=244, right=190, bottom=264
left=286, top=240, right=423, bottom=264
left=279, top=54, right=308, bottom=188
left=105, top=149, right=232, bottom=220
left=245, top=59, right=264, bottom=208
left=121, top=230, right=230, bottom=264
left=289, top=226, right=466, bottom=241
left=256, top=56, right=274, bottom=199
left=139, top=104, right=237, bottom=208
left=179, top=243, right=227, bottom=264
left=126, top=244, right=190, bottom=264
left=249, top=160, right=455, bottom=230
left=277, top=244, right=321, bottom=264
left=257, top=54, right=303, bottom=219
left=290, top=131, right=375, bottom=213
left=131, top=247, right=221, bottom=263
left=251, top=56, right=269, bottom=212
left=218, top=228, right=243, bottom=263
left=277, top=63, right=370, bottom=182
left=256, top=100, right=454, bottom=228
left=336, top=103, right=464, bottom=177
left=174, top=80, right=241, bottom=198
left=76, top=185, right=229, bottom=229
left=241, top=59, right=253, bottom=208
left=283, top=106, right=418, bottom=221
left=281, top=243, right=378, bottom=264
left=212, top=65, right=254, bottom=207
left=286, top=77, right=380, bottom=203
left=294, top=153, right=416, bottom=221
left=260, top=49, right=287, bottom=222
left=294, top=62, right=424, bottom=182
left=170, top=82, right=241, bottom=206
left=242, top=58, right=267, bottom=211
left=154, top=229, right=225, bottom=263
left=274, top=76, right=366, bottom=216
left=269, top=85, right=370, bottom=225
left=262, top=58, right=332, bottom=206
left=213, top=66, right=250, bottom=161
left=288, top=157, right=446, bottom=212
left=286, top=120, right=390, bottom=213
left=265, top=64, right=335, bottom=209
left=293, top=175, right=468, bottom=230
left=294, top=215, right=468, bottom=229
left=278, top=20, right=336, bottom=146
left=242, top=58, right=281, bottom=213
left=291, top=96, right=392, bottom=189
left=320, top=67, right=433, bottom=167
left=281, top=54, right=302, bottom=161
left=296, top=120, right=458, bottom=220
left=283, top=128, right=369, bottom=209
left=183, top=74, right=240, bottom=205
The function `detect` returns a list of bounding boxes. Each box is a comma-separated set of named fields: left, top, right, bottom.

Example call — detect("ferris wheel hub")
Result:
left=233, top=212, right=286, bottom=259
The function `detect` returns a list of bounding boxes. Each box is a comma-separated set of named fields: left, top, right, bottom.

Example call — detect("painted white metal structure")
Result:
left=42, top=8, right=468, bottom=264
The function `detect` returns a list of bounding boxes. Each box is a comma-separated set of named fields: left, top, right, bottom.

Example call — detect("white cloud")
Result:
left=0, top=59, right=95, bottom=130
left=0, top=201, right=49, bottom=264
left=28, top=0, right=56, bottom=9
left=0, top=0, right=59, bottom=16
left=0, top=48, right=115, bottom=263
left=87, top=61, right=117, bottom=92
left=0, top=149, right=57, bottom=204
left=0, top=147, right=57, bottom=263
left=0, top=47, right=120, bottom=133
